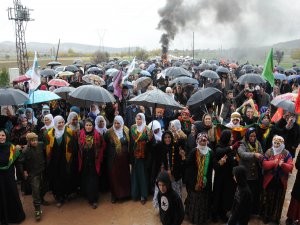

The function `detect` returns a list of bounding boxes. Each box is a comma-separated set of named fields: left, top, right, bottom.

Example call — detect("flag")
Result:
left=122, top=57, right=135, bottom=83
left=29, top=51, right=41, bottom=90
left=262, top=48, right=274, bottom=87
left=113, top=70, right=123, bottom=100
left=271, top=108, right=283, bottom=123
left=295, top=90, right=300, bottom=113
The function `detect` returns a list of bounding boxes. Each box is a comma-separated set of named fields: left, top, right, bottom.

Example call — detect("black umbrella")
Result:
left=87, top=67, right=103, bottom=75
left=69, top=85, right=115, bottom=105
left=173, top=61, right=182, bottom=67
left=293, top=67, right=300, bottom=73
left=271, top=99, right=296, bottom=114
left=47, top=61, right=62, bottom=67
left=169, top=77, right=198, bottom=86
left=0, top=88, right=29, bottom=106
left=199, top=63, right=212, bottom=70
left=210, top=64, right=218, bottom=71
left=53, top=86, right=75, bottom=99
left=163, top=67, right=192, bottom=78
left=40, top=69, right=56, bottom=77
left=187, top=87, right=222, bottom=108
left=242, top=64, right=254, bottom=73
left=129, top=88, right=183, bottom=110
left=119, top=60, right=130, bottom=66
left=135, top=77, right=152, bottom=90
left=65, top=65, right=79, bottom=73
left=276, top=66, right=285, bottom=74
left=201, top=70, right=220, bottom=79
left=284, top=69, right=297, bottom=75
left=216, top=66, right=230, bottom=74
left=236, top=73, right=266, bottom=85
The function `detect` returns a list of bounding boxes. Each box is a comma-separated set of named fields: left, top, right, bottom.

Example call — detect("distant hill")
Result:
left=273, top=39, right=300, bottom=49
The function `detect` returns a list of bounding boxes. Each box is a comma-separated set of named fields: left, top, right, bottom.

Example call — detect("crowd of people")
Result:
left=0, top=58, right=300, bottom=225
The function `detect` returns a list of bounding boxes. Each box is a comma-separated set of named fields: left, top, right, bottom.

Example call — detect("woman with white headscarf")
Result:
left=105, top=115, right=131, bottom=203
left=39, top=114, right=54, bottom=140
left=130, top=113, right=152, bottom=205
left=44, top=115, right=76, bottom=208
left=66, top=112, right=80, bottom=135
left=25, top=108, right=38, bottom=126
left=169, top=119, right=187, bottom=148
left=261, top=135, right=293, bottom=224
left=95, top=116, right=107, bottom=135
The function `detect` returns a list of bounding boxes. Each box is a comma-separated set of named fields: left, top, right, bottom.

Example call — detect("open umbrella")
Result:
left=82, top=75, right=105, bottom=86
left=65, top=65, right=79, bottom=73
left=129, top=88, right=183, bottom=110
left=123, top=81, right=134, bottom=89
left=106, top=68, right=119, bottom=76
left=242, top=64, right=254, bottom=73
left=187, top=87, right=222, bottom=108
left=284, top=69, right=297, bottom=75
left=47, top=61, right=62, bottom=67
left=273, top=93, right=298, bottom=102
left=140, top=70, right=151, bottom=77
left=58, top=71, right=74, bottom=78
left=237, top=73, right=266, bottom=84
left=163, top=67, right=192, bottom=78
left=0, top=88, right=29, bottom=105
left=13, top=75, right=31, bottom=83
left=40, top=69, right=56, bottom=78
left=271, top=99, right=296, bottom=114
left=69, top=85, right=116, bottom=104
left=287, top=75, right=300, bottom=81
left=25, top=90, right=61, bottom=104
left=48, top=79, right=70, bottom=87
left=119, top=60, right=130, bottom=66
left=87, top=67, right=103, bottom=75
left=228, top=63, right=238, bottom=69
left=201, top=70, right=220, bottom=79
left=169, top=77, right=198, bottom=86
left=199, top=63, right=211, bottom=70
left=276, top=66, right=285, bottom=74
left=216, top=66, right=230, bottom=74
left=274, top=73, right=287, bottom=81
left=135, top=77, right=152, bottom=90
left=53, top=86, right=75, bottom=99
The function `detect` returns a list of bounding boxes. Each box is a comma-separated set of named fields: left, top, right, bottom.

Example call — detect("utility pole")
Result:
left=192, top=32, right=195, bottom=60
left=8, top=0, right=34, bottom=74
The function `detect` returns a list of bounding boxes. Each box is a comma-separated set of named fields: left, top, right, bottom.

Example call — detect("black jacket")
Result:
left=23, top=142, right=46, bottom=176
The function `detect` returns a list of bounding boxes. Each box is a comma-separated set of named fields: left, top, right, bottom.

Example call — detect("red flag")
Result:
left=271, top=108, right=284, bottom=123
left=295, top=91, right=300, bottom=114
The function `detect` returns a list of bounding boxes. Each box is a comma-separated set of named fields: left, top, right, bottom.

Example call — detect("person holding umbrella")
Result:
left=130, top=113, right=153, bottom=205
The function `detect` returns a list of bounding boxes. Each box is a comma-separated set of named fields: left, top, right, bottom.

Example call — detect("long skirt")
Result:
left=131, top=158, right=148, bottom=200
left=185, top=189, right=212, bottom=224
left=248, top=178, right=262, bottom=214
left=287, top=198, right=300, bottom=223
left=260, top=178, right=286, bottom=223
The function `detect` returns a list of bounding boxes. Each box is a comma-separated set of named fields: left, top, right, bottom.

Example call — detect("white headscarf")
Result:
left=196, top=132, right=209, bottom=155
left=67, top=112, right=79, bottom=131
left=90, top=104, right=100, bottom=116
left=53, top=115, right=65, bottom=139
left=148, top=120, right=162, bottom=142
left=95, top=115, right=107, bottom=135
left=43, top=114, right=54, bottom=130
left=113, top=115, right=124, bottom=139
left=272, top=135, right=285, bottom=155
left=136, top=113, right=146, bottom=133
left=170, top=119, right=182, bottom=131
left=25, top=108, right=37, bottom=125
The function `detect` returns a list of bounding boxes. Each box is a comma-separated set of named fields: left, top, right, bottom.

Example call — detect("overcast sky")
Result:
left=1, top=0, right=300, bottom=50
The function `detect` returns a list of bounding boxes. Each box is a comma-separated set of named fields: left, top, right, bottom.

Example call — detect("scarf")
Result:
left=0, top=144, right=20, bottom=170
left=95, top=116, right=107, bottom=135
left=148, top=120, right=162, bottom=142
left=113, top=115, right=124, bottom=139
left=136, top=113, right=146, bottom=133
left=53, top=116, right=66, bottom=139
left=196, top=145, right=209, bottom=155
left=246, top=140, right=260, bottom=153
left=272, top=143, right=285, bottom=156
left=43, top=114, right=54, bottom=130
left=195, top=149, right=210, bottom=191
left=108, top=126, right=129, bottom=155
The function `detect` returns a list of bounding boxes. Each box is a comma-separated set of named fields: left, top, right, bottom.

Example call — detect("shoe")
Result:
left=92, top=203, right=98, bottom=209
left=35, top=210, right=42, bottom=221
left=56, top=202, right=62, bottom=208
left=141, top=199, right=146, bottom=205
left=111, top=196, right=116, bottom=204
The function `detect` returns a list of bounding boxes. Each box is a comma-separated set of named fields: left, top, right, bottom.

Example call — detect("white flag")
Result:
left=29, top=51, right=41, bottom=90
left=122, top=57, right=135, bottom=83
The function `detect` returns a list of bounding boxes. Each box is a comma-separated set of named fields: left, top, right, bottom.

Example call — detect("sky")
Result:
left=1, top=0, right=300, bottom=50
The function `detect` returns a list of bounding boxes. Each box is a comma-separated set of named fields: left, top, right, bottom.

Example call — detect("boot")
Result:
left=34, top=205, right=42, bottom=221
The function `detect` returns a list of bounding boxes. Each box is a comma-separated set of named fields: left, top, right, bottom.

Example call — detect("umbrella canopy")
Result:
left=169, top=77, right=198, bottom=86
left=163, top=67, right=192, bottom=78
left=276, top=66, right=285, bottom=74
left=242, top=64, right=254, bottom=73
left=13, top=75, right=31, bottom=83
left=201, top=70, right=220, bottom=79
left=40, top=69, right=56, bottom=77
left=119, top=60, right=130, bottom=66
left=274, top=73, right=287, bottom=80
left=82, top=75, right=105, bottom=86
left=187, top=87, right=222, bottom=108
left=287, top=75, right=300, bottom=81
left=216, top=66, right=230, bottom=74
left=273, top=93, right=298, bottom=102
left=53, top=86, right=75, bottom=99
left=48, top=79, right=70, bottom=87
left=0, top=88, right=29, bottom=106
left=140, top=70, right=151, bottom=77
left=47, top=61, right=62, bottom=67
left=65, top=65, right=79, bottom=73
left=199, top=63, right=212, bottom=70
left=58, top=71, right=74, bottom=78
left=106, top=68, right=119, bottom=76
left=228, top=63, right=238, bottom=69
left=69, top=85, right=116, bottom=104
left=236, top=73, right=266, bottom=84
left=25, top=90, right=61, bottom=104
left=284, top=69, right=297, bottom=75
left=293, top=67, right=300, bottom=73
left=123, top=81, right=134, bottom=89
left=129, top=88, right=183, bottom=110
left=87, top=67, right=103, bottom=75
left=135, top=77, right=152, bottom=90
left=271, top=99, right=296, bottom=114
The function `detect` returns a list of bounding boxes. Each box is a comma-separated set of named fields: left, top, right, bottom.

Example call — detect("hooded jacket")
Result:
left=156, top=171, right=184, bottom=225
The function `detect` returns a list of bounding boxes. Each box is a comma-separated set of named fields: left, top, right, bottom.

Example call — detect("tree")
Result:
left=274, top=50, right=284, bottom=65
left=0, top=68, right=10, bottom=87
left=91, top=51, right=110, bottom=64
left=291, top=49, right=300, bottom=61
left=134, top=48, right=149, bottom=61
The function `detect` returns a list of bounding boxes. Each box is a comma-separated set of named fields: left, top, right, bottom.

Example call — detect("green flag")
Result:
left=262, top=48, right=274, bottom=87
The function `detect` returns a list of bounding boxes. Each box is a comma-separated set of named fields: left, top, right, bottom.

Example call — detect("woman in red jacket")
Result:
left=260, top=135, right=294, bottom=224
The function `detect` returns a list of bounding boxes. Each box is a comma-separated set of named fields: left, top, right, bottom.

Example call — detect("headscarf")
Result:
left=43, top=114, right=54, bottom=130
left=196, top=132, right=209, bottom=155
left=67, top=112, right=79, bottom=131
left=202, top=113, right=212, bottom=129
left=226, top=112, right=241, bottom=128
left=219, top=130, right=232, bottom=147
left=25, top=108, right=37, bottom=125
left=257, top=113, right=271, bottom=129
left=162, top=130, right=174, bottom=146
left=233, top=165, right=248, bottom=187
left=136, top=113, right=146, bottom=133
left=170, top=119, right=182, bottom=132
left=90, top=104, right=100, bottom=116
left=148, top=120, right=162, bottom=142
left=245, top=127, right=256, bottom=143
left=70, top=106, right=80, bottom=115
left=95, top=115, right=107, bottom=135
left=1, top=106, right=15, bottom=116
left=272, top=135, right=285, bottom=155
left=53, top=115, right=65, bottom=139
left=181, top=108, right=190, bottom=118
left=113, top=115, right=124, bottom=139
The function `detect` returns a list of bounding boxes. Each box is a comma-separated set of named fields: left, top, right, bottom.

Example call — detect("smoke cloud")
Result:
left=158, top=0, right=299, bottom=51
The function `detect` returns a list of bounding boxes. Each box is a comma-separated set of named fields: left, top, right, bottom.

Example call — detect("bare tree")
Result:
left=274, top=50, right=284, bottom=65
left=92, top=51, right=110, bottom=64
